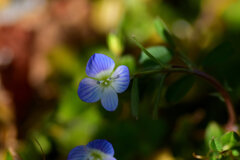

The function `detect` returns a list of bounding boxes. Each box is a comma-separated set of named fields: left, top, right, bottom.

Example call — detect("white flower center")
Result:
left=96, top=74, right=119, bottom=87
left=86, top=150, right=103, bottom=160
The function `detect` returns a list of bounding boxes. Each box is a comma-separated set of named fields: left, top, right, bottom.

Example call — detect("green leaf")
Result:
left=165, top=75, right=195, bottom=103
left=139, top=46, right=172, bottom=66
left=34, top=135, right=51, bottom=154
left=5, top=151, right=13, bottom=160
left=154, top=18, right=174, bottom=46
left=131, top=78, right=139, bottom=119
left=205, top=122, right=224, bottom=145
left=221, top=131, right=240, bottom=151
left=132, top=37, right=166, bottom=67
left=210, top=138, right=222, bottom=152
left=152, top=75, right=166, bottom=119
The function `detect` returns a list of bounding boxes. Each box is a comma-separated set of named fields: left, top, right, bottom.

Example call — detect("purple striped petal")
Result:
left=78, top=78, right=102, bottom=103
left=86, top=53, right=115, bottom=79
left=67, top=146, right=89, bottom=160
left=87, top=139, right=115, bottom=156
left=101, top=86, right=118, bottom=111
left=111, top=65, right=130, bottom=93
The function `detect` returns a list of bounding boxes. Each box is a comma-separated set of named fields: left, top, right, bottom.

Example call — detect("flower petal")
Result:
left=101, top=86, right=118, bottom=111
left=86, top=53, right=115, bottom=79
left=111, top=65, right=130, bottom=93
left=67, top=146, right=89, bottom=160
left=87, top=139, right=115, bottom=156
left=78, top=78, right=101, bottom=103
left=105, top=156, right=117, bottom=160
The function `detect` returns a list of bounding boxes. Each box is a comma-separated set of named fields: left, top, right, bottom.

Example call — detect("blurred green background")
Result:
left=0, top=0, right=240, bottom=159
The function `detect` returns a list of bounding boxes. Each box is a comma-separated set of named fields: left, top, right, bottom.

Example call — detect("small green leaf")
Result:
left=152, top=75, right=166, bottom=119
left=221, top=131, right=240, bottom=151
left=139, top=46, right=172, bottom=67
left=165, top=75, right=195, bottom=103
left=131, top=78, right=139, bottom=118
left=132, top=37, right=166, bottom=67
left=34, top=135, right=51, bottom=154
left=210, top=138, right=222, bottom=152
left=154, top=18, right=174, bottom=46
left=205, top=122, right=224, bottom=145
left=5, top=151, right=13, bottom=160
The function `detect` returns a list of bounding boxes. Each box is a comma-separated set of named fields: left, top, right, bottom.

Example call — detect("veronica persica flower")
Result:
left=68, top=139, right=116, bottom=160
left=78, top=53, right=130, bottom=111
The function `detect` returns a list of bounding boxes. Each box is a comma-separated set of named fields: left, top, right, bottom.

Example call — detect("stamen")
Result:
left=97, top=80, right=104, bottom=85
left=112, top=75, right=120, bottom=79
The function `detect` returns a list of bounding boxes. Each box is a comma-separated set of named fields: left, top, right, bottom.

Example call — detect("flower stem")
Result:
left=133, top=66, right=236, bottom=131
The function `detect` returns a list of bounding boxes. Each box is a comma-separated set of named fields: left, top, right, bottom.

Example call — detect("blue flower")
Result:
left=67, top=139, right=116, bottom=160
left=78, top=53, right=130, bottom=111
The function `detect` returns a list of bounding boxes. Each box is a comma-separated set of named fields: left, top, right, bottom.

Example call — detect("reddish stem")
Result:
left=134, top=66, right=236, bottom=130
left=189, top=69, right=236, bottom=131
